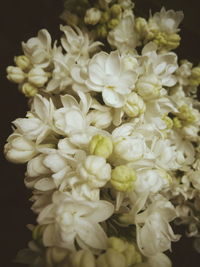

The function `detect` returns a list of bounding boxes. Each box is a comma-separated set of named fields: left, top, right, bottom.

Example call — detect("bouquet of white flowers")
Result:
left=4, top=0, right=200, bottom=266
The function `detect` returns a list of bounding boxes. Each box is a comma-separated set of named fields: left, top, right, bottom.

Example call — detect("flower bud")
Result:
left=46, top=247, right=69, bottom=266
left=69, top=250, right=96, bottom=267
left=107, top=19, right=119, bottom=30
left=97, top=25, right=108, bottom=38
left=6, top=66, right=26, bottom=83
left=100, top=11, right=110, bottom=23
left=84, top=8, right=102, bottom=25
left=77, top=155, right=111, bottom=188
left=135, top=17, right=148, bottom=38
left=123, top=243, right=142, bottom=265
left=110, top=4, right=122, bottom=17
left=96, top=248, right=126, bottom=267
left=107, top=237, right=126, bottom=253
left=28, top=67, right=48, bottom=87
left=89, top=135, right=113, bottom=159
left=111, top=165, right=136, bottom=192
left=21, top=82, right=38, bottom=97
left=136, top=74, right=162, bottom=99
left=14, top=55, right=31, bottom=70
left=173, top=117, right=182, bottom=128
left=32, top=224, right=46, bottom=241
left=4, top=134, right=37, bottom=163
left=123, top=92, right=145, bottom=117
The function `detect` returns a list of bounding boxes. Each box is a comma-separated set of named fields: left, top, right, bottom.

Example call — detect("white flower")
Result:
left=22, top=29, right=54, bottom=67
left=134, top=168, right=171, bottom=193
left=86, top=51, right=138, bottom=108
left=4, top=133, right=37, bottom=163
left=108, top=11, right=139, bottom=52
left=28, top=67, right=48, bottom=87
left=113, top=133, right=146, bottom=163
left=27, top=154, right=50, bottom=177
left=37, top=192, right=114, bottom=250
left=13, top=113, right=51, bottom=143
left=136, top=196, right=180, bottom=256
left=60, top=25, right=101, bottom=62
left=77, top=155, right=111, bottom=188
left=123, top=92, right=146, bottom=117
left=148, top=7, right=184, bottom=34
left=141, top=42, right=178, bottom=87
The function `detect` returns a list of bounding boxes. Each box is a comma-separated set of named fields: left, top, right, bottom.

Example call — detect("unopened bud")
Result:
left=89, top=135, right=113, bottom=159
left=7, top=66, right=26, bottom=83
left=21, top=82, right=38, bottom=97
left=14, top=55, right=31, bottom=70
left=28, top=67, right=48, bottom=87
left=84, top=8, right=102, bottom=25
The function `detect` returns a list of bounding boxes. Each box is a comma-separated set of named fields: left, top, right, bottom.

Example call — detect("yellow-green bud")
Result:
left=162, top=113, right=173, bottom=129
left=153, top=32, right=181, bottom=51
left=190, top=66, right=200, bottom=86
left=97, top=25, right=108, bottom=38
left=110, top=4, right=122, bottom=17
left=46, top=247, right=69, bottom=266
left=173, top=117, right=182, bottom=128
left=107, top=19, right=119, bottom=30
left=96, top=248, right=126, bottom=267
left=21, top=82, right=38, bottom=97
left=111, top=165, right=136, bottom=192
left=69, top=250, right=96, bottom=267
left=178, top=104, right=197, bottom=123
left=107, top=237, right=127, bottom=253
left=123, top=243, right=142, bottom=265
left=14, top=55, right=31, bottom=70
left=135, top=17, right=148, bottom=38
left=100, top=11, right=110, bottom=23
left=7, top=66, right=26, bottom=83
left=89, top=135, right=113, bottom=159
left=32, top=224, right=46, bottom=246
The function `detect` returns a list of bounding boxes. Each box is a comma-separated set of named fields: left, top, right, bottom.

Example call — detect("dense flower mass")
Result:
left=5, top=1, right=200, bottom=267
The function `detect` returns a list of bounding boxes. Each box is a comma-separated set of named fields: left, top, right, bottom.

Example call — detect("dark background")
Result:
left=1, top=0, right=200, bottom=266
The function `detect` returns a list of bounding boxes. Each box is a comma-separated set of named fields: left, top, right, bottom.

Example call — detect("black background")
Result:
left=1, top=0, right=200, bottom=266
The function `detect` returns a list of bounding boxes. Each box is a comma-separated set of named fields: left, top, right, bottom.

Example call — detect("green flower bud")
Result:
left=110, top=4, right=122, bottom=17
left=135, top=17, right=148, bottom=39
left=123, top=243, right=142, bottom=265
left=7, top=66, right=26, bottom=83
left=173, top=117, right=182, bottom=128
left=46, top=247, right=69, bottom=266
left=14, top=55, right=31, bottom=70
left=69, top=250, right=96, bottom=267
left=100, top=11, right=110, bottom=23
left=107, top=19, right=119, bottom=30
left=21, top=82, right=38, bottom=97
left=107, top=237, right=127, bottom=253
left=97, top=25, right=108, bottom=38
left=162, top=113, right=173, bottom=129
left=89, top=135, right=113, bottom=159
left=96, top=248, right=126, bottom=267
left=111, top=165, right=136, bottom=192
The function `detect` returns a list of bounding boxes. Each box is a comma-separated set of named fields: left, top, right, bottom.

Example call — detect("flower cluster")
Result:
left=5, top=1, right=200, bottom=266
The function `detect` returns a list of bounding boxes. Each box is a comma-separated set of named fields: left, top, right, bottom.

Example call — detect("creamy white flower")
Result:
left=4, top=132, right=37, bottom=163
left=140, top=42, right=178, bottom=87
left=86, top=51, right=138, bottom=108
left=77, top=155, right=111, bottom=188
left=134, top=168, right=171, bottom=193
left=136, top=197, right=180, bottom=256
left=27, top=154, right=50, bottom=177
left=28, top=67, right=48, bottom=87
left=60, top=25, right=101, bottom=62
left=123, top=92, right=146, bottom=117
left=37, top=191, right=114, bottom=250
left=46, top=51, right=74, bottom=93
left=13, top=113, right=51, bottom=143
left=113, top=134, right=146, bottom=163
left=108, top=11, right=139, bottom=52
left=148, top=7, right=184, bottom=34
left=22, top=29, right=54, bottom=67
